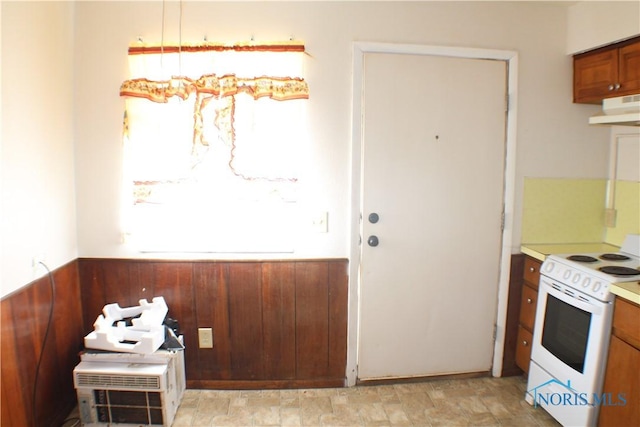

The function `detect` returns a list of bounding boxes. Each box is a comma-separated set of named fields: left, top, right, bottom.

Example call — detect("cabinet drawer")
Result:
left=515, top=326, right=533, bottom=373
left=612, top=298, right=640, bottom=350
left=519, top=284, right=538, bottom=331
left=523, top=257, right=541, bottom=289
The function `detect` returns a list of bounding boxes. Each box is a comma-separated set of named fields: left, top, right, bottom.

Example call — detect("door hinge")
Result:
left=493, top=324, right=497, bottom=341
left=500, top=211, right=505, bottom=232
left=505, top=94, right=510, bottom=112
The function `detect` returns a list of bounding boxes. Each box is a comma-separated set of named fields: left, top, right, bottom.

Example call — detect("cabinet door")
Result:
left=598, top=335, right=639, bottom=426
left=618, top=42, right=640, bottom=95
left=574, top=49, right=619, bottom=104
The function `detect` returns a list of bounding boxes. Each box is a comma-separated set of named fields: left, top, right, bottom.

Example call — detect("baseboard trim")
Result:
left=187, top=378, right=346, bottom=390
left=356, top=370, right=490, bottom=387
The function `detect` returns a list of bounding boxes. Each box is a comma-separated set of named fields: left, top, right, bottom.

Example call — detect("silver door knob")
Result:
left=367, top=235, right=379, bottom=247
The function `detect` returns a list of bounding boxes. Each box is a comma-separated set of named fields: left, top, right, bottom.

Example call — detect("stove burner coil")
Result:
left=567, top=255, right=598, bottom=263
left=600, top=253, right=631, bottom=261
left=598, top=266, right=640, bottom=276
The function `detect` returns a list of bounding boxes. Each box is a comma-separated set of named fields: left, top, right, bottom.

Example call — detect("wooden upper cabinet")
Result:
left=574, top=37, right=640, bottom=104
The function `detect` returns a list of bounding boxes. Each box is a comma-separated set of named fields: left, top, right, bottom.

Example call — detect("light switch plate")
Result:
left=311, top=211, right=328, bottom=233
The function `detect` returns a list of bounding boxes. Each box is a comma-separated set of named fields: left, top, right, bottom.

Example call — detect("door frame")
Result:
left=347, top=42, right=519, bottom=386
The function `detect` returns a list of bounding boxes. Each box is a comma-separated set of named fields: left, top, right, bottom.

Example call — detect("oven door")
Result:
left=530, top=277, right=613, bottom=396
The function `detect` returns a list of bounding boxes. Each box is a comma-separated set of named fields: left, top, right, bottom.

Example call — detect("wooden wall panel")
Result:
left=296, top=261, right=330, bottom=379
left=1, top=299, right=29, bottom=427
left=193, top=263, right=230, bottom=380
left=128, top=261, right=156, bottom=304
left=262, top=262, right=296, bottom=380
left=1, top=261, right=83, bottom=427
left=228, top=263, right=265, bottom=380
left=328, top=261, right=349, bottom=378
left=78, top=258, right=112, bottom=333
left=152, top=262, right=198, bottom=379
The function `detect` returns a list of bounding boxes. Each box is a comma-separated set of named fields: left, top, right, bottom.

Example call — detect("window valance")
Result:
left=120, top=74, right=309, bottom=103
left=120, top=42, right=309, bottom=101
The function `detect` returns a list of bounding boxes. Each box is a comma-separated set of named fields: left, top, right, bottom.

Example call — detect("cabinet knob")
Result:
left=529, top=267, right=536, bottom=273
left=608, top=84, right=615, bottom=91
left=522, top=340, right=529, bottom=347
left=527, top=298, right=533, bottom=304
left=615, top=83, right=621, bottom=90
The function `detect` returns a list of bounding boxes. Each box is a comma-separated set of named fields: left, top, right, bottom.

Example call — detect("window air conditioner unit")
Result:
left=74, top=357, right=182, bottom=427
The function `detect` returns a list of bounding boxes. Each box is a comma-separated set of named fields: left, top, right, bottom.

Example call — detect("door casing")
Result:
left=347, top=42, right=519, bottom=386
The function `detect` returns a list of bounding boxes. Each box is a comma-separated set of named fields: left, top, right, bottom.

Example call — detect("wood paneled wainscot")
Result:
left=1, top=261, right=84, bottom=427
left=598, top=297, right=640, bottom=426
left=78, top=258, right=348, bottom=389
left=515, top=256, right=542, bottom=373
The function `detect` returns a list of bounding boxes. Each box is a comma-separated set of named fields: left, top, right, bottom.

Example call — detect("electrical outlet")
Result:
left=32, top=253, right=45, bottom=267
left=604, top=208, right=617, bottom=228
left=198, top=328, right=213, bottom=348
left=32, top=253, right=46, bottom=274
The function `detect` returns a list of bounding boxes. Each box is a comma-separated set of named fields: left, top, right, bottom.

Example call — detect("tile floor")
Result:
left=171, top=375, right=561, bottom=427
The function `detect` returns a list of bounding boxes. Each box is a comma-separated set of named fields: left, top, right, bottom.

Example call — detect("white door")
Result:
left=358, top=52, right=507, bottom=380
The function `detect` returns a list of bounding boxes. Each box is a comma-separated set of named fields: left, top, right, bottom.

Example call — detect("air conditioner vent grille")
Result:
left=76, top=373, right=161, bottom=390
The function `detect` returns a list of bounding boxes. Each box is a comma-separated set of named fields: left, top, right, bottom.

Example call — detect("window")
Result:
left=120, top=43, right=309, bottom=252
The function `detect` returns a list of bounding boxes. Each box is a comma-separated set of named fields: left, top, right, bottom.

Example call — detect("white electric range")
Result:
left=526, top=234, right=640, bottom=427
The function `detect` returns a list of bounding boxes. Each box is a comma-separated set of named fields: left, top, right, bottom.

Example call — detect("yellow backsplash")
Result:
left=522, top=178, right=606, bottom=244
left=522, top=178, right=639, bottom=247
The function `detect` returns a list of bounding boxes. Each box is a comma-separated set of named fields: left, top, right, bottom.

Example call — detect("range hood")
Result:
left=589, top=94, right=640, bottom=126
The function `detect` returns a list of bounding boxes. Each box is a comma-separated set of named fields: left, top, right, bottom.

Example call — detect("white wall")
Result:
left=567, top=0, right=640, bottom=54
left=1, top=1, right=78, bottom=297
left=74, top=1, right=611, bottom=259
left=2, top=2, right=619, bottom=296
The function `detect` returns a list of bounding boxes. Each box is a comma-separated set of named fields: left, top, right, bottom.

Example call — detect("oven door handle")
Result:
left=541, top=281, right=605, bottom=315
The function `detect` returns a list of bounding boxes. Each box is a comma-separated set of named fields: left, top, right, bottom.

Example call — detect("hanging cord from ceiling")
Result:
left=178, top=0, right=183, bottom=78
left=160, top=0, right=184, bottom=99
left=160, top=0, right=166, bottom=99
left=31, top=262, right=56, bottom=427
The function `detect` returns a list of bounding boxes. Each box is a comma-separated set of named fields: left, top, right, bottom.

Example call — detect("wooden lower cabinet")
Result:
left=598, top=298, right=640, bottom=426
left=515, top=256, right=542, bottom=373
